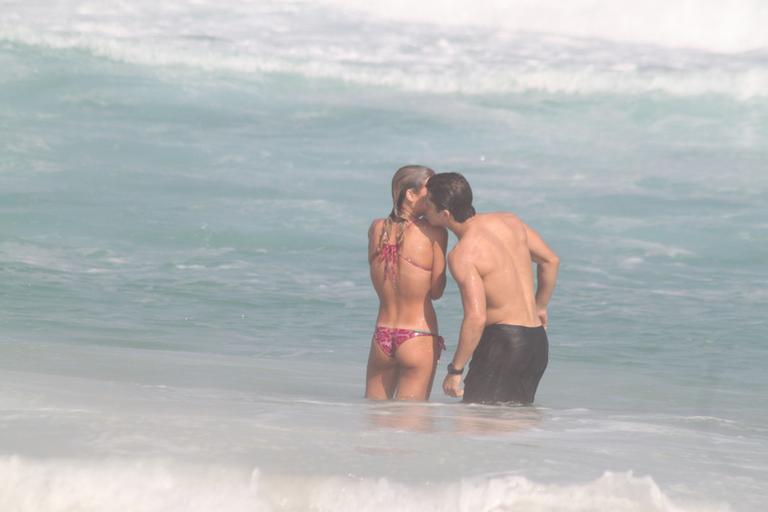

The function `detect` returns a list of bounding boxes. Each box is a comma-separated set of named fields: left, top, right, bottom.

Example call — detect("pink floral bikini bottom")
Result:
left=373, top=326, right=445, bottom=358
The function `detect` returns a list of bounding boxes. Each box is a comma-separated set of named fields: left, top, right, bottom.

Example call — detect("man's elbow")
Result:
left=543, top=253, right=560, bottom=269
left=465, top=311, right=486, bottom=327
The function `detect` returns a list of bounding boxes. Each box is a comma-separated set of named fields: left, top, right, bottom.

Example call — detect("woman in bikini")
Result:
left=365, top=165, right=448, bottom=400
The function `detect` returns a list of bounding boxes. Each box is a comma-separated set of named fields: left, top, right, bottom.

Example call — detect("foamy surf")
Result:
left=322, top=0, right=768, bottom=53
left=0, top=456, right=729, bottom=512
left=2, top=1, right=767, bottom=511
left=1, top=0, right=767, bottom=99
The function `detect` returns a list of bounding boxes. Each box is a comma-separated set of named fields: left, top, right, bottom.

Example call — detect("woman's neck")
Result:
left=396, top=205, right=418, bottom=223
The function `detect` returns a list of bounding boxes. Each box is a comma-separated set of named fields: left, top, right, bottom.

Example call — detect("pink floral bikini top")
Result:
left=375, top=221, right=432, bottom=283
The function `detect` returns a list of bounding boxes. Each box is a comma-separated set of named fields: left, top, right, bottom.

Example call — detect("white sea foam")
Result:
left=1, top=1, right=767, bottom=99
left=0, top=456, right=730, bottom=512
left=321, top=0, right=768, bottom=53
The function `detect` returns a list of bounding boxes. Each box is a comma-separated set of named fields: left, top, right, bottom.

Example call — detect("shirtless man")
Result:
left=424, top=173, right=560, bottom=404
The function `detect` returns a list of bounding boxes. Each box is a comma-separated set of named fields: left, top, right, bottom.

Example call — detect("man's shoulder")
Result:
left=480, top=212, right=525, bottom=237
left=485, top=211, right=521, bottom=224
left=448, top=237, right=477, bottom=262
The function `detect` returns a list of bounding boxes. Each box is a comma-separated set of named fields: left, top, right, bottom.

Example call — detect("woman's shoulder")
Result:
left=368, top=218, right=386, bottom=236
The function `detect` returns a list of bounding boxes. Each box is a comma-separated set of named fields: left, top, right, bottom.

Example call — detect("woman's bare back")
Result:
left=368, top=218, right=446, bottom=330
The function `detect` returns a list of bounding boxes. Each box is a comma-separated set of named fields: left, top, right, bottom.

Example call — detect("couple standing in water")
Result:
left=365, top=166, right=560, bottom=404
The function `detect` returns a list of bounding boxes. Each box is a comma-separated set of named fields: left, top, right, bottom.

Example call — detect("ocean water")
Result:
left=1, top=1, right=767, bottom=510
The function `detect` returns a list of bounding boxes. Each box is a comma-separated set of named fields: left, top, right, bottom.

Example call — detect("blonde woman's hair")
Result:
left=377, top=165, right=435, bottom=281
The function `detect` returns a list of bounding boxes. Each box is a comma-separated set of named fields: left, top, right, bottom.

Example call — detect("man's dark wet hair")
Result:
left=426, top=172, right=476, bottom=222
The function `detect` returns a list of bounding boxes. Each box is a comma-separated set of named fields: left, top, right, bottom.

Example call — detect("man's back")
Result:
left=451, top=212, right=539, bottom=327
left=425, top=171, right=559, bottom=403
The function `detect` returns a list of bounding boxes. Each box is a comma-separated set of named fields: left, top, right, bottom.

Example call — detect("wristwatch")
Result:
left=447, top=362, right=464, bottom=375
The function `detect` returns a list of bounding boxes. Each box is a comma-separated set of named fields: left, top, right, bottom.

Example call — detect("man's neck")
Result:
left=447, top=214, right=477, bottom=239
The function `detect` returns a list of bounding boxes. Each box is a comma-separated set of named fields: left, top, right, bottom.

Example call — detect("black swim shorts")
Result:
left=463, top=324, right=549, bottom=405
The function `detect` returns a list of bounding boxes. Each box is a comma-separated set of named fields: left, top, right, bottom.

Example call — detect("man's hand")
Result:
left=443, top=374, right=464, bottom=398
left=537, top=307, right=548, bottom=329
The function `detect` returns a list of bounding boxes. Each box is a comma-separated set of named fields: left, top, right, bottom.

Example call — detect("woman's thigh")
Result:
left=365, top=338, right=398, bottom=400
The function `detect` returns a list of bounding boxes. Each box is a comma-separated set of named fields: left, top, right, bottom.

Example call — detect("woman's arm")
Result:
left=368, top=219, right=381, bottom=264
left=430, top=226, right=448, bottom=299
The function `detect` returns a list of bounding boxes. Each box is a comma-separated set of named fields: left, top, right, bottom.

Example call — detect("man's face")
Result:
left=424, top=192, right=448, bottom=227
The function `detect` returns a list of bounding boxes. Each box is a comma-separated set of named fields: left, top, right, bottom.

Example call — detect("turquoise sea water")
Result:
left=1, top=1, right=767, bottom=510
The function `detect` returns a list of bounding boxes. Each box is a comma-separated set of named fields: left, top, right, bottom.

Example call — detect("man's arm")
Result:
left=443, top=249, right=486, bottom=398
left=524, top=223, right=560, bottom=327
